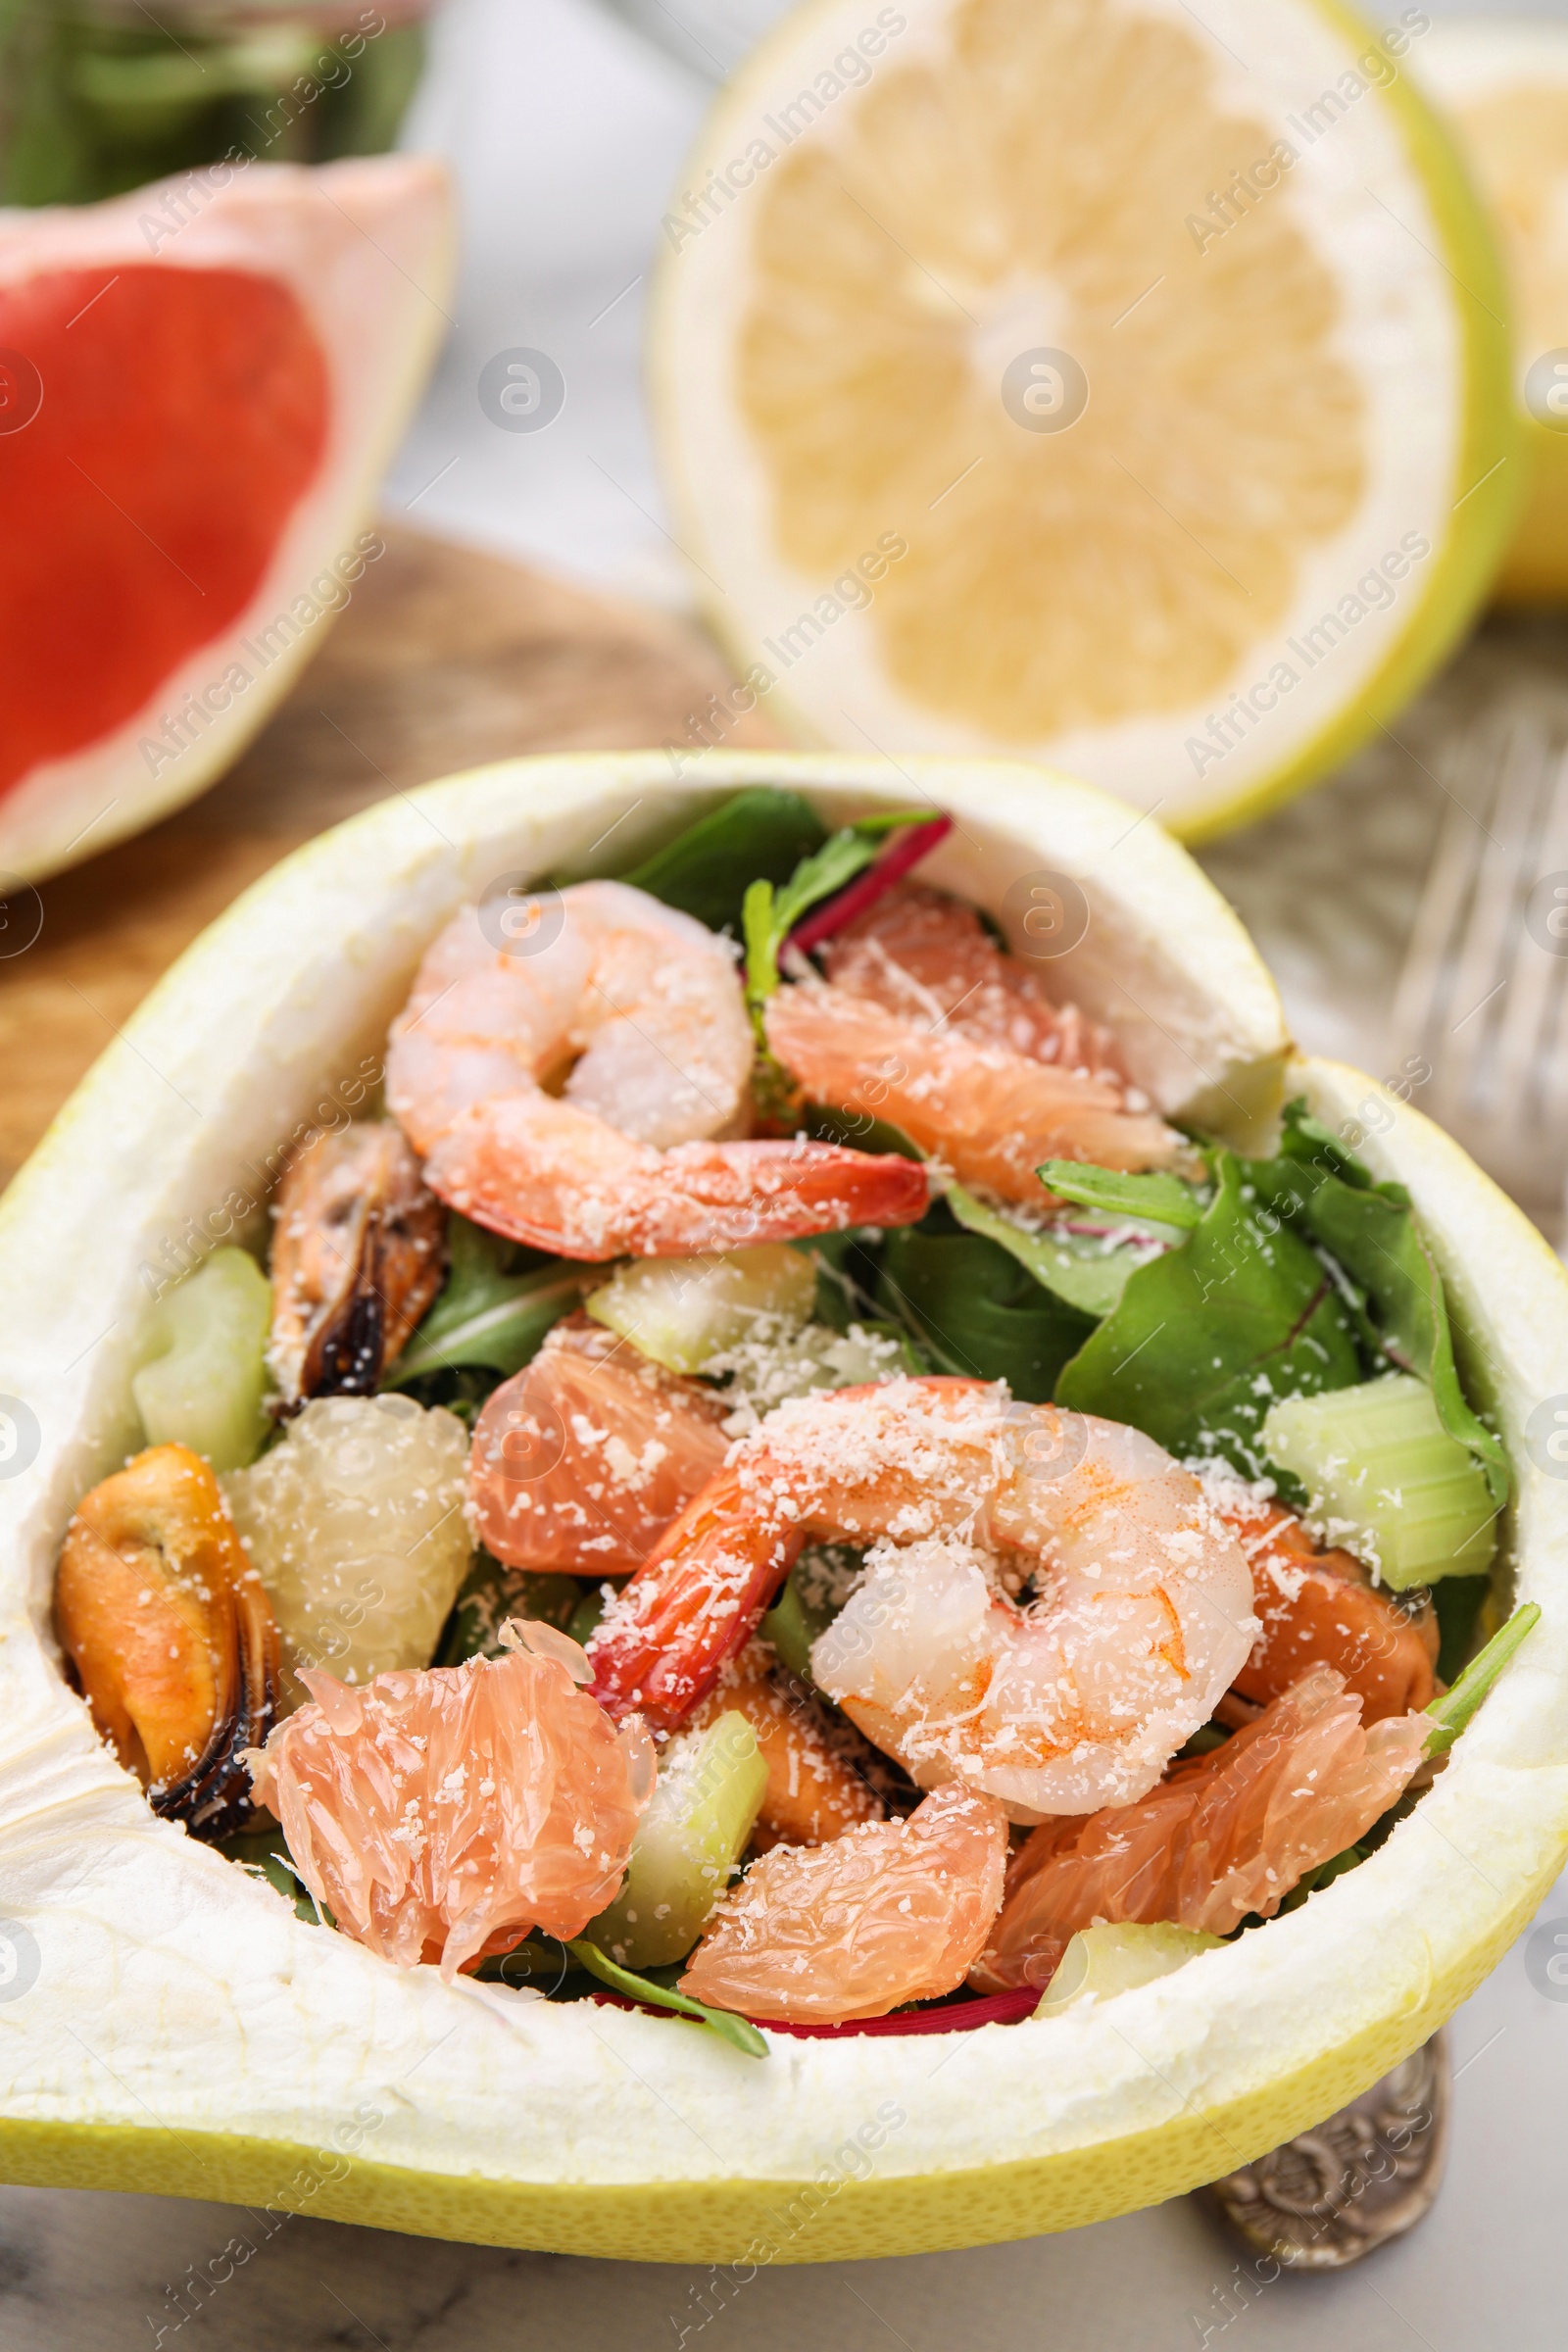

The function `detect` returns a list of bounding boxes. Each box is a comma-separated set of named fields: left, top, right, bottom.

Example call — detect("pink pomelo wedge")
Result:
left=0, top=153, right=453, bottom=885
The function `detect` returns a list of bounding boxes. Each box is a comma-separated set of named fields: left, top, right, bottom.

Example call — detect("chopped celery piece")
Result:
left=1261, top=1373, right=1497, bottom=1591
left=586, top=1245, right=816, bottom=1374
left=1425, top=1603, right=1540, bottom=1754
left=565, top=1938, right=767, bottom=2058
left=131, top=1248, right=271, bottom=1470
left=584, top=1711, right=767, bottom=1970
left=1036, top=1923, right=1223, bottom=2016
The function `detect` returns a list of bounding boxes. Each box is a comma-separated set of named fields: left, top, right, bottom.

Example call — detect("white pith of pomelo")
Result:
left=0, top=154, right=454, bottom=887
left=650, top=0, right=1517, bottom=842
left=0, top=752, right=1563, bottom=2263
left=1415, top=18, right=1568, bottom=605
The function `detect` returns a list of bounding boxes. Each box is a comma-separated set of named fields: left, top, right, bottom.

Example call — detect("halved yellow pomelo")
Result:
left=651, top=0, right=1519, bottom=840
left=1, top=752, right=1566, bottom=2260
left=1415, top=19, right=1568, bottom=604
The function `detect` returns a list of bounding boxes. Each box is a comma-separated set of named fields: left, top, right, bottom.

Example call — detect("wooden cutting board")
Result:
left=0, top=524, right=779, bottom=1189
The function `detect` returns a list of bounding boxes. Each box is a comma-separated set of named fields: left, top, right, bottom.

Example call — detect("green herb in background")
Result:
left=0, top=2, right=429, bottom=208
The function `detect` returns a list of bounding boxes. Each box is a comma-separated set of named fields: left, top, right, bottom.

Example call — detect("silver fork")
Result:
left=1388, top=699, right=1568, bottom=1248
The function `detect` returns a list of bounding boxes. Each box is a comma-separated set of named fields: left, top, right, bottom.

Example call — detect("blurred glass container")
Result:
left=0, top=0, right=434, bottom=207
left=598, top=0, right=782, bottom=81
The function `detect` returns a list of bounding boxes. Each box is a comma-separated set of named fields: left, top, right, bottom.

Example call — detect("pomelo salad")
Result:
left=51, top=789, right=1536, bottom=2056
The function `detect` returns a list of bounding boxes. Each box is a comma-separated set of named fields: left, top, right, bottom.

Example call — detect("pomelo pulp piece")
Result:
left=0, top=153, right=453, bottom=885
left=651, top=0, right=1518, bottom=840
left=1416, top=18, right=1568, bottom=604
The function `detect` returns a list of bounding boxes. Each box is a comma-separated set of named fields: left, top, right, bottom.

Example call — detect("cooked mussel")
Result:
left=270, top=1120, right=446, bottom=1404
left=54, top=1443, right=279, bottom=1838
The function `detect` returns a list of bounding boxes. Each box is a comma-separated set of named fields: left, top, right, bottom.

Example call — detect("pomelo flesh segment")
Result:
left=0, top=265, right=327, bottom=796
left=971, top=1664, right=1430, bottom=1993
left=244, top=1624, right=655, bottom=1981
left=679, top=1783, right=1008, bottom=2024
left=468, top=1315, right=729, bottom=1576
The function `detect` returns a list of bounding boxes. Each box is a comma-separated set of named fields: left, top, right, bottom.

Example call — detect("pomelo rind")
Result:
left=647, top=0, right=1520, bottom=845
left=0, top=752, right=1564, bottom=2262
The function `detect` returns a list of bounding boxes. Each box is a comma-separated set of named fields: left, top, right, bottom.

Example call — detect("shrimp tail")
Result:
left=586, top=1478, right=806, bottom=1730
left=426, top=1095, right=929, bottom=1259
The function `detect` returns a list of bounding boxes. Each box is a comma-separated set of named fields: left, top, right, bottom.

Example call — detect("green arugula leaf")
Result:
left=743, top=812, right=926, bottom=1019
left=877, top=1207, right=1096, bottom=1401
left=1433, top=1573, right=1492, bottom=1684
left=1244, top=1101, right=1508, bottom=1504
left=616, top=788, right=827, bottom=936
left=1424, top=1603, right=1540, bottom=1754
left=1036, top=1160, right=1206, bottom=1230
left=218, top=1826, right=331, bottom=1927
left=803, top=1102, right=927, bottom=1162
left=387, top=1216, right=589, bottom=1387
left=947, top=1180, right=1182, bottom=1319
left=1054, top=1151, right=1362, bottom=1473
left=566, top=1938, right=768, bottom=2058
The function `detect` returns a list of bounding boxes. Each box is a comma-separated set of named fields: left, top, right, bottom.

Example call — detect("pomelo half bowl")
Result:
left=2, top=752, right=1566, bottom=2262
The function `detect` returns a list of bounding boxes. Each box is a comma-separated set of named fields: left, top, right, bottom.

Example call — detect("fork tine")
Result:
left=1388, top=734, right=1495, bottom=1088
left=1493, top=721, right=1568, bottom=1138
left=1387, top=702, right=1568, bottom=1228
left=1439, top=715, right=1544, bottom=1132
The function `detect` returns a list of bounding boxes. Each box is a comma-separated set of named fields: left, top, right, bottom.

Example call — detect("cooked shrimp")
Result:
left=679, top=1783, right=1007, bottom=2024
left=689, top=1641, right=885, bottom=1849
left=386, top=879, right=928, bottom=1258
left=55, top=1444, right=279, bottom=1836
left=469, top=1313, right=729, bottom=1576
left=765, top=981, right=1183, bottom=1205
left=1214, top=1489, right=1439, bottom=1723
left=244, top=1618, right=654, bottom=1980
left=588, top=1378, right=1257, bottom=1818
left=270, top=1120, right=446, bottom=1404
left=969, top=1664, right=1430, bottom=1992
left=823, top=884, right=1128, bottom=1082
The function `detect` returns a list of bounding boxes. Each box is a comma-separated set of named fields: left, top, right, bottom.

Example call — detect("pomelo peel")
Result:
left=0, top=752, right=1564, bottom=2261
